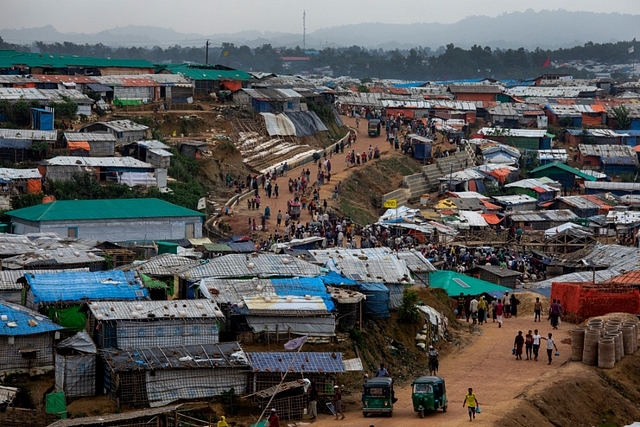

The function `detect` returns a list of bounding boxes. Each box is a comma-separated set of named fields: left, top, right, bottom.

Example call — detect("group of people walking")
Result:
left=513, top=330, right=559, bottom=365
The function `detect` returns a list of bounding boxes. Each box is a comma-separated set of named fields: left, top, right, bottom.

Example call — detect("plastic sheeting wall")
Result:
left=54, top=354, right=96, bottom=397
left=246, top=315, right=336, bottom=337
left=285, top=111, right=328, bottom=137
left=12, top=218, right=202, bottom=242
left=113, top=320, right=219, bottom=349
left=261, top=113, right=296, bottom=136
left=356, top=283, right=390, bottom=318
left=386, top=283, right=404, bottom=310
left=145, top=368, right=247, bottom=407
left=0, top=333, right=54, bottom=371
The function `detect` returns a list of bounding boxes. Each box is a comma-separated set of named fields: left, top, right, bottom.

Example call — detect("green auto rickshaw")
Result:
left=411, top=376, right=447, bottom=418
left=362, top=377, right=395, bottom=417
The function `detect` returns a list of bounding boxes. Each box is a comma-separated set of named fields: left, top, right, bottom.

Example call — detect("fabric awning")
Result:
left=481, top=213, right=503, bottom=225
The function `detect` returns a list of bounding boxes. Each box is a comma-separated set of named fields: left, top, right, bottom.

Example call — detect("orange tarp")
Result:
left=487, top=168, right=511, bottom=184
left=26, top=178, right=41, bottom=194
left=481, top=213, right=503, bottom=225
left=67, top=141, right=90, bottom=151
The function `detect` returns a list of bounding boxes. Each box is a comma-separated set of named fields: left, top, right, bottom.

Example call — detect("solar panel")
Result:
left=453, top=278, right=470, bottom=288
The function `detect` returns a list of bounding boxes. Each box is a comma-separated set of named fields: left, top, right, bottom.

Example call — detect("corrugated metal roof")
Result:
left=43, top=156, right=153, bottom=168
left=32, top=74, right=97, bottom=84
left=0, top=50, right=154, bottom=69
left=0, top=300, right=63, bottom=336
left=307, top=247, right=413, bottom=284
left=1, top=246, right=104, bottom=270
left=101, top=342, right=249, bottom=371
left=0, top=167, right=41, bottom=180
left=506, top=86, right=599, bottom=98
left=557, top=195, right=610, bottom=209
left=7, top=198, right=205, bottom=222
left=137, top=140, right=170, bottom=150
left=477, top=265, right=521, bottom=277
left=93, top=76, right=159, bottom=87
left=493, top=194, right=537, bottom=206
left=395, top=249, right=437, bottom=273
left=578, top=144, right=635, bottom=158
left=63, top=132, right=116, bottom=142
left=48, top=405, right=182, bottom=427
left=247, top=351, right=344, bottom=373
left=508, top=209, right=578, bottom=222
left=0, top=88, right=92, bottom=103
left=0, top=128, right=57, bottom=141
left=504, top=178, right=558, bottom=192
left=82, top=119, right=148, bottom=133
left=449, top=85, right=503, bottom=94
left=121, top=253, right=202, bottom=276
left=25, top=270, right=148, bottom=304
left=180, top=253, right=322, bottom=280
left=478, top=127, right=547, bottom=138
left=88, top=299, right=224, bottom=321
left=584, top=181, right=640, bottom=191
left=170, top=64, right=252, bottom=81
left=148, top=148, right=173, bottom=157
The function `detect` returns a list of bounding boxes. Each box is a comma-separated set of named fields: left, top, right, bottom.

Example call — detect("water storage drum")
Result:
left=621, top=326, right=635, bottom=355
left=622, top=322, right=637, bottom=352
left=609, top=331, right=623, bottom=362
left=582, top=329, right=601, bottom=366
left=597, top=338, right=615, bottom=369
left=571, top=327, right=587, bottom=362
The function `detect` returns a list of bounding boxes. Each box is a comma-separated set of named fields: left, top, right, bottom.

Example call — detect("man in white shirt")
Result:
left=469, top=297, right=479, bottom=324
left=532, top=329, right=542, bottom=361
left=541, top=332, right=559, bottom=365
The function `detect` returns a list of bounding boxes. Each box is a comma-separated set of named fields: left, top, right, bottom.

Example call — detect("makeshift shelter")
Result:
left=474, top=265, right=521, bottom=289
left=356, top=282, right=390, bottom=318
left=0, top=300, right=63, bottom=373
left=101, top=342, right=250, bottom=407
left=325, top=285, right=365, bottom=331
left=63, top=132, right=116, bottom=157
left=429, top=270, right=511, bottom=298
left=0, top=168, right=42, bottom=195
left=247, top=351, right=344, bottom=396
left=198, top=277, right=335, bottom=339
left=24, top=270, right=149, bottom=331
left=55, top=330, right=97, bottom=397
left=88, top=299, right=224, bottom=349
left=254, top=379, right=308, bottom=422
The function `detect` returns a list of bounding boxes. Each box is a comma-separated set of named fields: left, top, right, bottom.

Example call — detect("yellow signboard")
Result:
left=383, top=199, right=397, bottom=209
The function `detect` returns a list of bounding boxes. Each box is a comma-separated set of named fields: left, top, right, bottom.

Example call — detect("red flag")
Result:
left=542, top=57, right=551, bottom=67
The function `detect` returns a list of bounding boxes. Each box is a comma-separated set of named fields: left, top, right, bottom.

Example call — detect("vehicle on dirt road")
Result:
left=362, top=377, right=395, bottom=417
left=411, top=376, right=448, bottom=418
left=368, top=119, right=381, bottom=137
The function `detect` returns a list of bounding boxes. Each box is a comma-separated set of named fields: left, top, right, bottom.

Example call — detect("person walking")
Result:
left=495, top=299, right=504, bottom=328
left=549, top=299, right=560, bottom=329
left=542, top=332, right=559, bottom=365
left=532, top=329, right=542, bottom=361
left=525, top=330, right=534, bottom=360
left=514, top=331, right=524, bottom=360
left=332, top=385, right=345, bottom=420
left=470, top=296, right=479, bottom=325
left=534, top=297, right=542, bottom=322
left=457, top=292, right=465, bottom=319
left=477, top=296, right=487, bottom=325
left=491, top=297, right=497, bottom=323
left=276, top=210, right=282, bottom=228
left=308, top=383, right=319, bottom=420
left=462, top=387, right=479, bottom=422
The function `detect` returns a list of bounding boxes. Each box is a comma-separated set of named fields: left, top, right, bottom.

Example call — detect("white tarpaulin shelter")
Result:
left=261, top=113, right=297, bottom=136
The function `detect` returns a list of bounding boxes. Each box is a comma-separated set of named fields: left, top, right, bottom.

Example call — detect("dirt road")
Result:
left=229, top=116, right=391, bottom=236
left=313, top=315, right=573, bottom=427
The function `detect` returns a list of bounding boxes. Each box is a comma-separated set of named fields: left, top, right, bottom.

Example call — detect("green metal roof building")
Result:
left=0, top=50, right=154, bottom=74
left=6, top=198, right=205, bottom=243
left=529, top=161, right=596, bottom=190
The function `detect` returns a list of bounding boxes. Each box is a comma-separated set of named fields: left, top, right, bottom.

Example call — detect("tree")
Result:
left=611, top=105, right=631, bottom=130
left=399, top=289, right=420, bottom=324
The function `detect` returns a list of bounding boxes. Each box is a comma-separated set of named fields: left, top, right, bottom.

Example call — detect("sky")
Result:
left=1, top=0, right=639, bottom=36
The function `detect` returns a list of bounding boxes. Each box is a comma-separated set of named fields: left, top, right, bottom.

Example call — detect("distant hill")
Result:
left=1, top=9, right=638, bottom=50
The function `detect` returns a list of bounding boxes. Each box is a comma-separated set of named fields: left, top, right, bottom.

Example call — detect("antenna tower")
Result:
left=303, top=10, right=306, bottom=51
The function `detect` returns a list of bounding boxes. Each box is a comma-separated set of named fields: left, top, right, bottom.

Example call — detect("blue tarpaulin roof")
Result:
left=271, top=277, right=335, bottom=311
left=319, top=271, right=358, bottom=286
left=25, top=270, right=149, bottom=304
left=247, top=351, right=345, bottom=373
left=226, top=241, right=257, bottom=253
left=0, top=300, right=63, bottom=336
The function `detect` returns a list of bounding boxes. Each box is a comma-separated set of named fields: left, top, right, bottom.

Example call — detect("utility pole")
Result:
left=205, top=40, right=210, bottom=65
left=303, top=10, right=306, bottom=51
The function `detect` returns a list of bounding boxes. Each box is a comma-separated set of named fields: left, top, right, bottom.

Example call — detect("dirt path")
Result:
left=313, top=315, right=573, bottom=427
left=229, top=116, right=391, bottom=236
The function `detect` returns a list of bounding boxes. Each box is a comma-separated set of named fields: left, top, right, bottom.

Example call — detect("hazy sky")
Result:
left=2, top=0, right=639, bottom=35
